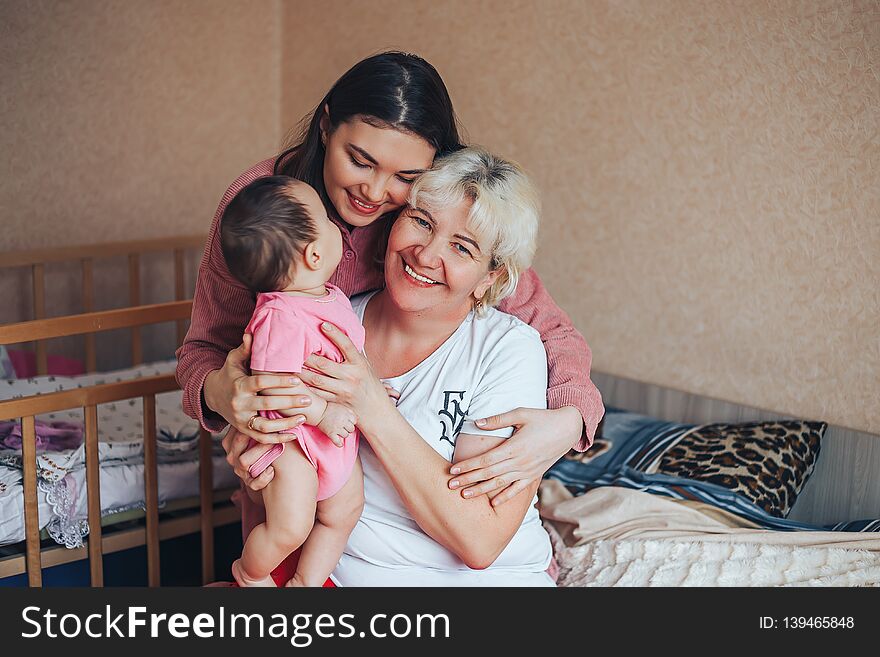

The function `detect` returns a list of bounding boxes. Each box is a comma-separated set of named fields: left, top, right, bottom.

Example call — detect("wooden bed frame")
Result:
left=0, top=236, right=239, bottom=587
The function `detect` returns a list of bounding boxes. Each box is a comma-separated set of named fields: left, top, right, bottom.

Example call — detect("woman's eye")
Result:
left=453, top=243, right=472, bottom=257
left=411, top=216, right=431, bottom=229
left=396, top=175, right=416, bottom=184
left=349, top=155, right=370, bottom=169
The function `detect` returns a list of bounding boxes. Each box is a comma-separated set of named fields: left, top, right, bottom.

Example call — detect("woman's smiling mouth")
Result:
left=347, top=190, right=382, bottom=215
left=403, top=261, right=442, bottom=285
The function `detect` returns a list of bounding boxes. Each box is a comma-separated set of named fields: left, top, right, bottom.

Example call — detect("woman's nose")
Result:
left=413, top=238, right=443, bottom=269
left=360, top=175, right=386, bottom=204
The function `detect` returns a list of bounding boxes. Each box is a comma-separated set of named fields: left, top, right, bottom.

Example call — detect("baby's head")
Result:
left=220, top=176, right=343, bottom=293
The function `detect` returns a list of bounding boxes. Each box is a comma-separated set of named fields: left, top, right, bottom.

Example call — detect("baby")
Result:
left=220, top=175, right=365, bottom=587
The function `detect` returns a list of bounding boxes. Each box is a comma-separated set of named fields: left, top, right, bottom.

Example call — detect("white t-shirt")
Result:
left=331, top=291, right=554, bottom=587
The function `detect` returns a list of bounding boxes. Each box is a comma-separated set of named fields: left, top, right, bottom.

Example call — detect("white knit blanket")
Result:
left=548, top=530, right=880, bottom=587
left=539, top=482, right=880, bottom=587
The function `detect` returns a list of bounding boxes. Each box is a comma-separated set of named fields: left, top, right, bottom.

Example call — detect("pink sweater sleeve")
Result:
left=175, top=159, right=276, bottom=432
left=496, top=268, right=604, bottom=450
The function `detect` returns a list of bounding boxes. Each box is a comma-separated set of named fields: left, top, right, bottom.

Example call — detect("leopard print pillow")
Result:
left=643, top=420, right=826, bottom=518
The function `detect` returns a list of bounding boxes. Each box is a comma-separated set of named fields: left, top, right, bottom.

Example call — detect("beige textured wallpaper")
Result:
left=1, top=0, right=281, bottom=364
left=2, top=0, right=280, bottom=249
left=281, top=0, right=879, bottom=433
left=1, top=1, right=876, bottom=432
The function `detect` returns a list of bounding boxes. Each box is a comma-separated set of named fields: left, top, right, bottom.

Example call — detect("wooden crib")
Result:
left=0, top=236, right=238, bottom=587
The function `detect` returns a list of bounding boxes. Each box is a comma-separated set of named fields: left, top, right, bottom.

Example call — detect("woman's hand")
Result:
left=297, top=322, right=395, bottom=431
left=221, top=427, right=275, bottom=495
left=203, top=334, right=312, bottom=443
left=448, top=406, right=583, bottom=506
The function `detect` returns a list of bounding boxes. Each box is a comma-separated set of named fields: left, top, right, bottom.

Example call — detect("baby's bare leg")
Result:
left=288, top=458, right=365, bottom=587
left=239, top=442, right=318, bottom=583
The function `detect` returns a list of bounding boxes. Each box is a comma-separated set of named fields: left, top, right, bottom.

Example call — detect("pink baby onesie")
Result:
left=244, top=284, right=365, bottom=501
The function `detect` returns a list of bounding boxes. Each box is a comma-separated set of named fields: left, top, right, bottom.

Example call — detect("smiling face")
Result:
left=322, top=117, right=436, bottom=228
left=384, top=199, right=499, bottom=320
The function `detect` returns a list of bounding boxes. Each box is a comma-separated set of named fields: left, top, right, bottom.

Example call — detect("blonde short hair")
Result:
left=407, top=146, right=540, bottom=312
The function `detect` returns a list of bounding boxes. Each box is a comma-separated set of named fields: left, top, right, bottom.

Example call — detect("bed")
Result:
left=540, top=376, right=880, bottom=587
left=0, top=236, right=240, bottom=586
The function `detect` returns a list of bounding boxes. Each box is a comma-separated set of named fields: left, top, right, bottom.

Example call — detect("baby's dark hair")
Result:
left=220, top=176, right=318, bottom=292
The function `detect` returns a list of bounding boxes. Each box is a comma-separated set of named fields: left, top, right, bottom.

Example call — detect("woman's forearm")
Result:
left=359, top=410, right=527, bottom=568
left=178, top=346, right=228, bottom=432
left=202, top=367, right=224, bottom=416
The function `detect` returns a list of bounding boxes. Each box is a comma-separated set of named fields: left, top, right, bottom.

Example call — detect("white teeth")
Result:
left=351, top=195, right=378, bottom=210
left=404, top=263, right=439, bottom=285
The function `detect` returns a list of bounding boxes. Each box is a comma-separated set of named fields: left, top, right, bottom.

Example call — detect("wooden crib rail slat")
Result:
left=0, top=301, right=192, bottom=347
left=143, top=394, right=160, bottom=586
left=21, top=416, right=42, bottom=587
left=81, top=258, right=97, bottom=372
left=199, top=428, right=214, bottom=584
left=129, top=254, right=142, bottom=365
left=84, top=405, right=103, bottom=586
left=32, top=264, right=47, bottom=376
left=0, top=235, right=206, bottom=269
left=0, top=374, right=179, bottom=420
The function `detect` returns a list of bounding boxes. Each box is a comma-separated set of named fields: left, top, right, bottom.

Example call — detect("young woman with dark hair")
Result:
left=273, top=51, right=462, bottom=209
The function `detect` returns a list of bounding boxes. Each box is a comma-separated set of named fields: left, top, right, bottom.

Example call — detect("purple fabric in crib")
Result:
left=0, top=420, right=83, bottom=451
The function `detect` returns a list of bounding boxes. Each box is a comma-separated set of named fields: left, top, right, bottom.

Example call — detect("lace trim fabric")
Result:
left=38, top=473, right=171, bottom=549
left=40, top=475, right=89, bottom=549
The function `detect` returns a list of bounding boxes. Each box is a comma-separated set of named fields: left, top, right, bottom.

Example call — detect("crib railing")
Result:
left=0, top=300, right=232, bottom=587
left=0, top=235, right=205, bottom=374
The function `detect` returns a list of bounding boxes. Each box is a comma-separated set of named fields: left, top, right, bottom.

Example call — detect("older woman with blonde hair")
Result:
left=232, top=146, right=554, bottom=585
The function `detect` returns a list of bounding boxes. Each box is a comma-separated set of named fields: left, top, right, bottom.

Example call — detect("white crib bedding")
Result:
left=0, top=360, right=238, bottom=549
left=0, top=455, right=238, bottom=547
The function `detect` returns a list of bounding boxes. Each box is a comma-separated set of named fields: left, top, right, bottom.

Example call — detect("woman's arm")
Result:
left=447, top=268, right=606, bottom=506
left=361, top=408, right=540, bottom=569
left=496, top=267, right=604, bottom=448
left=175, top=257, right=251, bottom=432
left=447, top=406, right=582, bottom=503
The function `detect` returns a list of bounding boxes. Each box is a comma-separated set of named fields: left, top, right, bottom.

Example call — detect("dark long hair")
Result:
left=274, top=52, right=463, bottom=212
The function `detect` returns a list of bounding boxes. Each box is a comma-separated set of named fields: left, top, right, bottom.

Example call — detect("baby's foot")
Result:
left=232, top=559, right=276, bottom=587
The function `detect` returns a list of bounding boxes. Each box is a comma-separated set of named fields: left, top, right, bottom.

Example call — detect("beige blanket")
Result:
left=538, top=481, right=880, bottom=586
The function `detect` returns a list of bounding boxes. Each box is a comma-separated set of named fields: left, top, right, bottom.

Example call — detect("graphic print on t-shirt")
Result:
left=438, top=390, right=468, bottom=446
